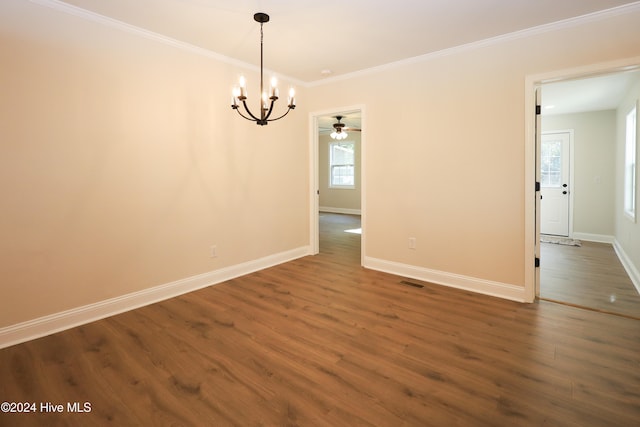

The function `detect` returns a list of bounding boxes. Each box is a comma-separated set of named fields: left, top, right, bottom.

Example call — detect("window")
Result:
left=541, top=139, right=562, bottom=187
left=624, top=104, right=637, bottom=221
left=329, top=141, right=355, bottom=188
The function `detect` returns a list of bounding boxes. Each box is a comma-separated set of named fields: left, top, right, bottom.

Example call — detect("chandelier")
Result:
left=231, top=13, right=295, bottom=126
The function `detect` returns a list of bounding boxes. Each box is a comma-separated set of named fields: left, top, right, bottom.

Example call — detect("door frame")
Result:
left=540, top=130, right=575, bottom=237
left=524, top=56, right=640, bottom=301
left=308, top=104, right=366, bottom=265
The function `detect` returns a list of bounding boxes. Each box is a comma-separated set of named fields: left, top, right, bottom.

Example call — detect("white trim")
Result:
left=328, top=139, right=356, bottom=190
left=309, top=105, right=366, bottom=265
left=0, top=246, right=311, bottom=350
left=572, top=232, right=615, bottom=244
left=309, top=114, right=320, bottom=255
left=27, top=0, right=305, bottom=86
left=623, top=102, right=638, bottom=223
left=364, top=257, right=528, bottom=303
left=524, top=84, right=539, bottom=302
left=360, top=109, right=367, bottom=267
left=29, top=0, right=640, bottom=87
left=319, top=207, right=362, bottom=215
left=307, top=2, right=640, bottom=87
left=613, top=240, right=640, bottom=295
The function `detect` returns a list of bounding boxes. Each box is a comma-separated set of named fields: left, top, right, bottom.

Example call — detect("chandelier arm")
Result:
left=234, top=107, right=259, bottom=122
left=262, top=98, right=277, bottom=121
left=240, top=99, right=262, bottom=122
left=266, top=106, right=294, bottom=122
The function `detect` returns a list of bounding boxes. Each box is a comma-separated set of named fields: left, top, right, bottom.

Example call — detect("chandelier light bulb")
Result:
left=270, top=76, right=278, bottom=98
left=238, top=76, right=247, bottom=98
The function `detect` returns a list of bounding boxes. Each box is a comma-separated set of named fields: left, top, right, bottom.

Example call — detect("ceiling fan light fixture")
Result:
left=330, top=115, right=349, bottom=140
left=331, top=130, right=348, bottom=140
left=231, top=13, right=295, bottom=126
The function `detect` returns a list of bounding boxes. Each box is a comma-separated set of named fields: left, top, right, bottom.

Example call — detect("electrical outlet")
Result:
left=408, top=237, right=416, bottom=250
left=210, top=245, right=218, bottom=258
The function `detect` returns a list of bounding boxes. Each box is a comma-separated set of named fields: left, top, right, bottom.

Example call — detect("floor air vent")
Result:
left=399, top=280, right=424, bottom=288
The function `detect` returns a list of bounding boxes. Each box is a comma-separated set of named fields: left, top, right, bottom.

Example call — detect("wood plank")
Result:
left=0, top=214, right=638, bottom=426
left=540, top=240, right=640, bottom=318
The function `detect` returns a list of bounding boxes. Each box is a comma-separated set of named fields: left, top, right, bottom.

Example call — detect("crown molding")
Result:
left=307, top=1, right=640, bottom=87
left=27, top=0, right=306, bottom=87
left=27, top=0, right=640, bottom=88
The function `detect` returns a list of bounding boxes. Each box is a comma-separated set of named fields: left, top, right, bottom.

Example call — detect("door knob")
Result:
left=562, top=184, right=568, bottom=188
left=562, top=191, right=567, bottom=194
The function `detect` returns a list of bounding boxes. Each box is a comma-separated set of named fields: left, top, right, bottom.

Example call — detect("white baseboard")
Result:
left=572, top=232, right=614, bottom=244
left=572, top=234, right=639, bottom=294
left=613, top=240, right=640, bottom=295
left=364, top=257, right=529, bottom=303
left=0, top=246, right=311, bottom=350
left=319, top=207, right=362, bottom=215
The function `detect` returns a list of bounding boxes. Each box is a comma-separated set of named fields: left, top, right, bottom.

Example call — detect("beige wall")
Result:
left=306, top=8, right=640, bottom=289
left=319, top=133, right=362, bottom=212
left=615, top=74, right=640, bottom=279
left=542, top=110, right=617, bottom=238
left=2, top=1, right=640, bottom=330
left=0, top=1, right=309, bottom=328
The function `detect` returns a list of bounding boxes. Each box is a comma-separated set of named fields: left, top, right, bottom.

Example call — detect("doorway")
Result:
left=309, top=105, right=365, bottom=264
left=527, top=60, right=640, bottom=316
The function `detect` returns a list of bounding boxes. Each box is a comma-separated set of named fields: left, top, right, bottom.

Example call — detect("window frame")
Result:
left=329, top=141, right=356, bottom=189
left=624, top=102, right=637, bottom=222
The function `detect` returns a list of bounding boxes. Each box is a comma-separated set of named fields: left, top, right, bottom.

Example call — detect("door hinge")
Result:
left=535, top=257, right=540, bottom=268
left=535, top=181, right=540, bottom=192
left=536, top=105, right=541, bottom=115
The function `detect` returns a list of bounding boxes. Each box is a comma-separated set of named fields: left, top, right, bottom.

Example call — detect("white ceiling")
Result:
left=43, top=1, right=640, bottom=121
left=58, top=0, right=639, bottom=84
left=541, top=69, right=640, bottom=116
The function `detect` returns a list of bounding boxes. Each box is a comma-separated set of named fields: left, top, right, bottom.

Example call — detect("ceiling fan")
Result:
left=331, top=115, right=361, bottom=140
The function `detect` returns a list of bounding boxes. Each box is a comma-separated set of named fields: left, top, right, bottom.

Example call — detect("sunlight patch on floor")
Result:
left=344, top=228, right=362, bottom=234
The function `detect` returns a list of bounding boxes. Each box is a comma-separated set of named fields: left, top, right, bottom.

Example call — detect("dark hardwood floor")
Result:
left=318, top=212, right=361, bottom=263
left=1, top=214, right=639, bottom=426
left=540, top=240, right=640, bottom=319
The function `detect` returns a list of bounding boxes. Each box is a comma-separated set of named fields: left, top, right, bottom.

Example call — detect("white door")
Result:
left=540, top=132, right=570, bottom=236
